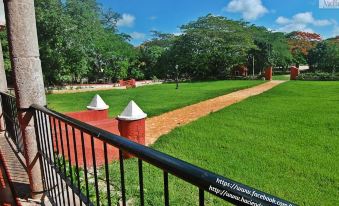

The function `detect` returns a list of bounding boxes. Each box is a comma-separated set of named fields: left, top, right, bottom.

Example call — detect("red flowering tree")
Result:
left=286, top=31, right=322, bottom=65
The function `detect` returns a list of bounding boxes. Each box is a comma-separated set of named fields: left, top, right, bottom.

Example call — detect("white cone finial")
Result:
left=117, top=100, right=147, bottom=121
left=87, top=94, right=109, bottom=110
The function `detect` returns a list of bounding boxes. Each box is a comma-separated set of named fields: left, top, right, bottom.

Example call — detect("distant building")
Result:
left=232, top=65, right=248, bottom=76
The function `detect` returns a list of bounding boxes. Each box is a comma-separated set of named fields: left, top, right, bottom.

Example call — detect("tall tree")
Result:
left=308, top=40, right=339, bottom=72
left=165, top=14, right=256, bottom=80
left=286, top=31, right=321, bottom=65
left=138, top=31, right=176, bottom=79
left=247, top=26, right=292, bottom=74
left=35, top=0, right=139, bottom=85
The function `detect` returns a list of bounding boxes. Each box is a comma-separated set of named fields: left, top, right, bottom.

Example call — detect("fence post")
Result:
left=290, top=66, right=299, bottom=80
left=4, top=0, right=46, bottom=198
left=0, top=39, right=8, bottom=131
left=117, top=101, right=147, bottom=157
left=265, top=67, right=273, bottom=81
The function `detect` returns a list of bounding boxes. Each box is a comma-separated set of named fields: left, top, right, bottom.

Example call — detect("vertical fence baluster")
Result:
left=199, top=188, right=204, bottom=206
left=80, top=132, right=90, bottom=204
left=103, top=142, right=111, bottom=206
left=91, top=136, right=100, bottom=206
left=164, top=172, right=169, bottom=206
left=58, top=120, right=70, bottom=205
left=138, top=159, right=145, bottom=206
left=119, top=150, right=126, bottom=206
left=65, top=124, right=76, bottom=205
left=52, top=117, right=64, bottom=205
left=12, top=97, right=19, bottom=151
left=42, top=113, right=58, bottom=204
left=37, top=111, right=52, bottom=199
left=47, top=115, right=59, bottom=205
left=33, top=110, right=50, bottom=202
left=72, top=127, right=83, bottom=206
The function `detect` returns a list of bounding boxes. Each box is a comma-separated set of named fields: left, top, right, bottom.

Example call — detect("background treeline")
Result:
left=0, top=0, right=338, bottom=85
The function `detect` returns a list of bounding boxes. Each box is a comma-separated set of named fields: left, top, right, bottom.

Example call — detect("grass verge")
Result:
left=98, top=81, right=339, bottom=205
left=47, top=80, right=263, bottom=117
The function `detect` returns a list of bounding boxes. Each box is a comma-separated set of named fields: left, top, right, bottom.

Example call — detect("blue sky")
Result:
left=97, top=0, right=339, bottom=45
left=0, top=0, right=338, bottom=45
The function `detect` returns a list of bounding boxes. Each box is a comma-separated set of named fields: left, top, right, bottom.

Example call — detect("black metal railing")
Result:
left=31, top=103, right=296, bottom=206
left=0, top=92, right=24, bottom=154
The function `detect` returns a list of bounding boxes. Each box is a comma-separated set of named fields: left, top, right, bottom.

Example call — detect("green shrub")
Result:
left=297, top=72, right=339, bottom=81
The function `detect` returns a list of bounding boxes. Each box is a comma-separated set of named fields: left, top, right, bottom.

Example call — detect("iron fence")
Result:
left=31, top=103, right=296, bottom=206
left=0, top=92, right=24, bottom=154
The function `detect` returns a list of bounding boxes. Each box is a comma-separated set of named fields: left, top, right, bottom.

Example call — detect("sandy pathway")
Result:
left=146, top=80, right=285, bottom=145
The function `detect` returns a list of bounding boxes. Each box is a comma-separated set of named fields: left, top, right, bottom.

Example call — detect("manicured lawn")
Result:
left=47, top=80, right=263, bottom=117
left=273, top=74, right=290, bottom=80
left=99, top=81, right=339, bottom=205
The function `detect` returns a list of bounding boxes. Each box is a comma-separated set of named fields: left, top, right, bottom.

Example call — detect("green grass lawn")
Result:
left=273, top=74, right=290, bottom=80
left=47, top=80, right=263, bottom=117
left=97, top=81, right=338, bottom=205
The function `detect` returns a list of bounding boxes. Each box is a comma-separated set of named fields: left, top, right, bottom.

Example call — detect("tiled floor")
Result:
left=0, top=132, right=31, bottom=201
left=0, top=148, right=17, bottom=206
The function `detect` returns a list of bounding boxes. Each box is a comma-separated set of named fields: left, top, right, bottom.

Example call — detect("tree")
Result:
left=247, top=26, right=292, bottom=74
left=138, top=31, right=176, bottom=79
left=34, top=0, right=139, bottom=85
left=308, top=40, right=339, bottom=72
left=286, top=31, right=321, bottom=65
left=0, top=31, right=11, bottom=72
left=161, top=14, right=256, bottom=80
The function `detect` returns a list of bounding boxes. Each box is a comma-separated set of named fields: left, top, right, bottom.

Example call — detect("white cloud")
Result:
left=130, top=32, right=146, bottom=40
left=313, top=19, right=331, bottom=26
left=276, top=17, right=290, bottom=25
left=276, top=12, right=332, bottom=33
left=293, top=12, right=314, bottom=24
left=334, top=26, right=339, bottom=36
left=173, top=32, right=182, bottom=36
left=333, top=20, right=339, bottom=36
left=278, top=24, right=314, bottom=33
left=149, top=16, right=157, bottom=20
left=225, top=0, right=268, bottom=20
left=117, top=14, right=135, bottom=28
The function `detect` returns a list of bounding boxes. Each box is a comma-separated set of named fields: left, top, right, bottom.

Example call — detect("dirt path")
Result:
left=145, top=80, right=286, bottom=145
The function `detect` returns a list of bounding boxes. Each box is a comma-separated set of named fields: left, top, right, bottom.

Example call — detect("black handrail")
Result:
left=31, top=103, right=296, bottom=206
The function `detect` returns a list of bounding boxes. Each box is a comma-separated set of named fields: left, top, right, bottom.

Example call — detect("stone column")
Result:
left=4, top=0, right=46, bottom=198
left=0, top=39, right=8, bottom=131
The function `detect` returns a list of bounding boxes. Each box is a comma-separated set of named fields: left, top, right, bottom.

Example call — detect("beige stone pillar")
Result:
left=0, top=39, right=8, bottom=131
left=4, top=0, right=46, bottom=198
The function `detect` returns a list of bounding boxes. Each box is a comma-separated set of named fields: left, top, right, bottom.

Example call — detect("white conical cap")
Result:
left=87, top=94, right=109, bottom=110
left=117, top=100, right=147, bottom=121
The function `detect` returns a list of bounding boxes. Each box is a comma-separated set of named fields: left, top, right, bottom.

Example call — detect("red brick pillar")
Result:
left=265, top=67, right=273, bottom=81
left=290, top=66, right=299, bottom=80
left=117, top=100, right=147, bottom=158
left=118, top=118, right=145, bottom=145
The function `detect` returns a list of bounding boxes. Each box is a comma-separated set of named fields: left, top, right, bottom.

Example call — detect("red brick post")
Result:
left=265, top=67, right=273, bottom=81
left=117, top=101, right=147, bottom=158
left=290, top=66, right=299, bottom=80
left=118, top=118, right=146, bottom=145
